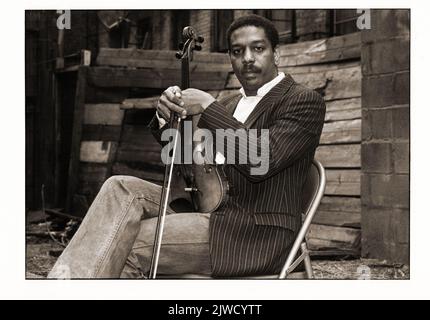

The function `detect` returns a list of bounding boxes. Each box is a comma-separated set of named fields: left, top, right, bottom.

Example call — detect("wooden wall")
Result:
left=287, top=33, right=362, bottom=257
left=72, top=33, right=361, bottom=256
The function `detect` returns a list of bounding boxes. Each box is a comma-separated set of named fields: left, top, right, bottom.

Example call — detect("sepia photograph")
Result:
left=23, top=8, right=411, bottom=282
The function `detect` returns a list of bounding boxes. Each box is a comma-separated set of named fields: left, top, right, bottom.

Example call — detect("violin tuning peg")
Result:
left=175, top=52, right=182, bottom=59
left=194, top=44, right=202, bottom=51
left=197, top=36, right=204, bottom=43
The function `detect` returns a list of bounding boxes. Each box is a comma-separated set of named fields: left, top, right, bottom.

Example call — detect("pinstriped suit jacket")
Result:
left=151, top=74, right=326, bottom=277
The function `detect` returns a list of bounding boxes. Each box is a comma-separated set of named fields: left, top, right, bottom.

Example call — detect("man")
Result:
left=48, top=14, right=325, bottom=279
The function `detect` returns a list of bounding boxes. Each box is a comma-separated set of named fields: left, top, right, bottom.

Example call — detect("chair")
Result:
left=158, top=159, right=326, bottom=279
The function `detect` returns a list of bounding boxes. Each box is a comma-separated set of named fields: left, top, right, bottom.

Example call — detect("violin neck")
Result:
left=181, top=58, right=190, bottom=90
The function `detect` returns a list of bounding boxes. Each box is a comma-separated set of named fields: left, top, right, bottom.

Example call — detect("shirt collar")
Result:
left=239, top=72, right=286, bottom=98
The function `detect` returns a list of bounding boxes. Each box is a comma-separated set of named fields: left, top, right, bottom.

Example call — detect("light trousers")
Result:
left=48, top=176, right=212, bottom=279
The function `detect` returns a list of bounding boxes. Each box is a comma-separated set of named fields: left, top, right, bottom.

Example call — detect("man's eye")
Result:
left=232, top=49, right=241, bottom=55
left=255, top=46, right=264, bottom=52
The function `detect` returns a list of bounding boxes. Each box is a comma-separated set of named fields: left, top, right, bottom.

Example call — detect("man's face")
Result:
left=229, top=25, right=280, bottom=96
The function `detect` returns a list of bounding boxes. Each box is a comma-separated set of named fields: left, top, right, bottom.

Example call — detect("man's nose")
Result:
left=242, top=48, right=255, bottom=64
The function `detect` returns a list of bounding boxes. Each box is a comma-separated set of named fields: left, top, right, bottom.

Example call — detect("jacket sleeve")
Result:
left=197, top=89, right=326, bottom=183
left=148, top=114, right=169, bottom=147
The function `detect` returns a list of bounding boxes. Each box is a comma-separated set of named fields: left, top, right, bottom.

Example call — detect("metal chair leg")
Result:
left=301, top=242, right=314, bottom=279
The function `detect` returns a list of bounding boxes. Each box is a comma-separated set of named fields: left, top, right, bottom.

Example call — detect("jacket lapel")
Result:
left=243, top=74, right=295, bottom=129
left=225, top=94, right=242, bottom=116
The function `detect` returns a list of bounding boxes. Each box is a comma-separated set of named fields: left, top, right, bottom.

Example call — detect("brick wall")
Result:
left=295, top=10, right=331, bottom=41
left=190, top=10, right=212, bottom=52
left=152, top=11, right=173, bottom=50
left=361, top=9, right=410, bottom=263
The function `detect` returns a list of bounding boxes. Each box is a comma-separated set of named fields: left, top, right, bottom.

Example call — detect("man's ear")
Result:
left=274, top=45, right=280, bottom=66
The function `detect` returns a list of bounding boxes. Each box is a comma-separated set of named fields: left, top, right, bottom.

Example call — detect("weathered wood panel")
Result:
left=88, top=67, right=228, bottom=90
left=82, top=124, right=122, bottom=142
left=307, top=224, right=361, bottom=256
left=66, top=67, right=87, bottom=212
left=320, top=119, right=361, bottom=145
left=116, top=143, right=162, bottom=166
left=289, top=64, right=361, bottom=100
left=84, top=103, right=124, bottom=125
left=121, top=97, right=158, bottom=110
left=121, top=90, right=221, bottom=110
left=85, top=86, right=129, bottom=104
left=278, top=32, right=361, bottom=62
left=325, top=170, right=360, bottom=196
left=78, top=163, right=109, bottom=183
left=315, top=145, right=360, bottom=168
left=313, top=197, right=361, bottom=228
left=80, top=141, right=118, bottom=163
left=96, top=48, right=231, bottom=66
left=325, top=98, right=361, bottom=121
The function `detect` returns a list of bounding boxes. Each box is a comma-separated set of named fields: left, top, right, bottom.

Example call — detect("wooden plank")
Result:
left=121, top=97, right=158, bottom=110
left=307, top=224, right=361, bottom=254
left=279, top=45, right=360, bottom=67
left=82, top=124, right=122, bottom=141
left=116, top=142, right=162, bottom=167
left=324, top=66, right=362, bottom=101
left=121, top=90, right=220, bottom=110
left=279, top=32, right=361, bottom=57
left=290, top=65, right=361, bottom=100
left=97, top=56, right=232, bottom=72
left=84, top=103, right=124, bottom=125
left=325, top=98, right=361, bottom=121
left=85, top=86, right=129, bottom=104
left=314, top=196, right=361, bottom=228
left=320, top=119, right=361, bottom=145
left=287, top=60, right=359, bottom=75
left=315, top=144, right=360, bottom=168
left=87, top=67, right=228, bottom=90
left=325, top=170, right=360, bottom=196
left=66, top=67, right=87, bottom=213
left=96, top=48, right=231, bottom=65
left=123, top=109, right=156, bottom=125
left=121, top=125, right=159, bottom=145
left=80, top=141, right=118, bottom=164
left=78, top=163, right=109, bottom=183
left=116, top=125, right=162, bottom=166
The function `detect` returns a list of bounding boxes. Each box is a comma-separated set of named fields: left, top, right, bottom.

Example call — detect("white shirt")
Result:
left=233, top=72, right=285, bottom=123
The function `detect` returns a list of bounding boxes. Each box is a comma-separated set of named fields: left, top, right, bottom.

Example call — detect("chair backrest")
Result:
left=278, top=159, right=326, bottom=279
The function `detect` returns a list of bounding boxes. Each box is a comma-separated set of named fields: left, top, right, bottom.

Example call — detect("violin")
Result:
left=149, top=26, right=230, bottom=278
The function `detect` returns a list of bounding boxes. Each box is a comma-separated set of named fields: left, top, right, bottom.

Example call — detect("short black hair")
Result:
left=226, top=14, right=279, bottom=51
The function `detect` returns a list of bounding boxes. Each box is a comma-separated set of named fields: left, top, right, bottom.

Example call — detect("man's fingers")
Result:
left=160, top=95, right=187, bottom=117
left=157, top=104, right=171, bottom=121
left=164, top=87, right=184, bottom=107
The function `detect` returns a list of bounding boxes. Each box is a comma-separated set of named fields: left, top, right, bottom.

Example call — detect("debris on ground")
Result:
left=25, top=211, right=410, bottom=280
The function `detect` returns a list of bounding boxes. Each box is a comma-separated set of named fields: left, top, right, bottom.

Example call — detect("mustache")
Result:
left=242, top=66, right=261, bottom=74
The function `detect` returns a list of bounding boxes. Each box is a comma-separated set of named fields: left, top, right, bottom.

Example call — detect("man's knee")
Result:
left=101, top=175, right=157, bottom=196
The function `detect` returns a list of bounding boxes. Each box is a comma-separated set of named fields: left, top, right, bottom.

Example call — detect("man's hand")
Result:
left=157, top=86, right=186, bottom=122
left=157, top=87, right=216, bottom=122
left=181, top=88, right=216, bottom=115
